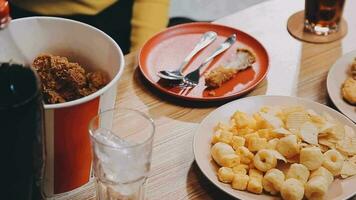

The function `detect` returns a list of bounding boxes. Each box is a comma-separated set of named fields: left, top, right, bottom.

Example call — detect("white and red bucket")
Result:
left=0, top=17, right=125, bottom=197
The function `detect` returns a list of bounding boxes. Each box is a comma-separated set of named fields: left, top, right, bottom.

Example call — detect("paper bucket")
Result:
left=0, top=17, right=125, bottom=197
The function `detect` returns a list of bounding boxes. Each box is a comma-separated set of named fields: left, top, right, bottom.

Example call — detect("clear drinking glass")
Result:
left=89, top=108, right=155, bottom=200
left=304, top=0, right=346, bottom=35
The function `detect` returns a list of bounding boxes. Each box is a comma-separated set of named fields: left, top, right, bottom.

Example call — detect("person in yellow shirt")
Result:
left=9, top=0, right=170, bottom=54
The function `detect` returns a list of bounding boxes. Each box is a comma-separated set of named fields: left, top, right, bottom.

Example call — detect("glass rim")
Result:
left=88, top=107, right=155, bottom=149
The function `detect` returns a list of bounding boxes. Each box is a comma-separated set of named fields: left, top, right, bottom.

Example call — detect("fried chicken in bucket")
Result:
left=32, top=54, right=108, bottom=104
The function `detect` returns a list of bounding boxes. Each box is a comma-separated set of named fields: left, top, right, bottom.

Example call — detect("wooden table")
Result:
left=64, top=0, right=356, bottom=199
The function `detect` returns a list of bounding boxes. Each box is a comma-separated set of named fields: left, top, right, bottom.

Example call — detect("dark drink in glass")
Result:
left=304, top=0, right=346, bottom=35
left=0, top=63, right=45, bottom=200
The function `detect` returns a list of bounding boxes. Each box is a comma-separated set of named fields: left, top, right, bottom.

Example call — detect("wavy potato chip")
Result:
left=329, top=124, right=345, bottom=141
left=322, top=112, right=336, bottom=123
left=268, top=149, right=287, bottom=163
left=345, top=125, right=355, bottom=138
left=307, top=109, right=318, bottom=116
left=286, top=111, right=310, bottom=132
left=308, top=109, right=327, bottom=124
left=318, top=137, right=336, bottom=149
left=300, top=122, right=319, bottom=145
left=318, top=144, right=329, bottom=153
left=336, top=137, right=356, bottom=156
left=341, top=160, right=356, bottom=178
left=259, top=112, right=284, bottom=129
left=282, top=106, right=305, bottom=115
left=319, top=122, right=335, bottom=133
left=272, top=127, right=292, bottom=135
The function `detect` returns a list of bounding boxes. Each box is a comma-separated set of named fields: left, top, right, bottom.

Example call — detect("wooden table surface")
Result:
left=62, top=0, right=356, bottom=199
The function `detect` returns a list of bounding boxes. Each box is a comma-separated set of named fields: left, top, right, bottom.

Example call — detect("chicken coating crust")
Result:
left=32, top=54, right=108, bottom=104
left=342, top=77, right=356, bottom=105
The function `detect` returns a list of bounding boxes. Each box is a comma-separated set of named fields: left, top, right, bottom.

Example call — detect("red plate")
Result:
left=139, top=22, right=269, bottom=101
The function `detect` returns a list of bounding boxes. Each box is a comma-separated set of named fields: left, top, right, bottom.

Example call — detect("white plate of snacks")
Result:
left=327, top=50, right=356, bottom=122
left=193, top=95, right=356, bottom=200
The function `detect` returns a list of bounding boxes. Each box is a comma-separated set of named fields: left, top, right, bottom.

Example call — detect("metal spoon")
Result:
left=157, top=31, right=217, bottom=80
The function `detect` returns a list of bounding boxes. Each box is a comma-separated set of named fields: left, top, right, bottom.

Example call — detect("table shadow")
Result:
left=184, top=161, right=235, bottom=200
left=134, top=67, right=267, bottom=107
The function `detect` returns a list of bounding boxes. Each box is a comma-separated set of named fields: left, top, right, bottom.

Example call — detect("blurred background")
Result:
left=170, top=0, right=266, bottom=22
left=5, top=0, right=267, bottom=54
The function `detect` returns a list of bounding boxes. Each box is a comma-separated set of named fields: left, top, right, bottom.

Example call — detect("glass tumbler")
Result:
left=304, top=0, right=346, bottom=35
left=89, top=108, right=155, bottom=200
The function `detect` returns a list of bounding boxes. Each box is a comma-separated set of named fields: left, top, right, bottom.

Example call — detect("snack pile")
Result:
left=210, top=106, right=356, bottom=200
left=32, top=54, right=108, bottom=104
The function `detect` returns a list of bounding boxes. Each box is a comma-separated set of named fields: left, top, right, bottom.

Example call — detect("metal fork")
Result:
left=181, top=34, right=237, bottom=90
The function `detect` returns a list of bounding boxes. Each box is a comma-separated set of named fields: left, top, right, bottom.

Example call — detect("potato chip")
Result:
left=281, top=106, right=305, bottom=115
left=322, top=112, right=336, bottom=123
left=349, top=155, right=356, bottom=163
left=318, top=122, right=335, bottom=133
left=260, top=106, right=282, bottom=116
left=272, top=127, right=292, bottom=135
left=318, top=144, right=329, bottom=153
left=341, top=160, right=356, bottom=178
left=259, top=112, right=284, bottom=129
left=299, top=142, right=310, bottom=148
left=318, top=137, right=336, bottom=149
left=307, top=109, right=318, bottom=116
left=286, top=111, right=310, bottom=132
left=345, top=125, right=355, bottom=138
left=336, top=137, right=356, bottom=156
left=268, top=149, right=287, bottom=163
left=307, top=109, right=330, bottom=127
left=300, top=122, right=319, bottom=145
left=328, top=124, right=345, bottom=141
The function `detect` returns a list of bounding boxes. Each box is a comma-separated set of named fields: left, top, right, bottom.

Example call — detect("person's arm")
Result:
left=130, top=0, right=170, bottom=52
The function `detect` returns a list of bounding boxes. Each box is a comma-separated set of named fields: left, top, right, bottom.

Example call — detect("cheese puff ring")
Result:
left=281, top=178, right=304, bottom=200
left=322, top=149, right=344, bottom=176
left=262, top=168, right=285, bottom=194
left=253, top=149, right=277, bottom=172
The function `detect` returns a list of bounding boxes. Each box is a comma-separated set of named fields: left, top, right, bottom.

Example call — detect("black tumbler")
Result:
left=0, top=63, right=44, bottom=200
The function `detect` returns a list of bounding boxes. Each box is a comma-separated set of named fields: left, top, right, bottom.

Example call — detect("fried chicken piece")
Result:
left=32, top=54, right=108, bottom=104
left=32, top=54, right=52, bottom=71
left=78, top=87, right=98, bottom=97
left=205, top=67, right=237, bottom=88
left=50, top=56, right=86, bottom=89
left=33, top=54, right=57, bottom=90
left=342, top=77, right=356, bottom=105
left=205, top=48, right=256, bottom=88
left=43, top=89, right=66, bottom=104
left=87, top=71, right=108, bottom=88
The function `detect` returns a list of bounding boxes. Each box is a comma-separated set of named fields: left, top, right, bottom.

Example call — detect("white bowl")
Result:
left=194, top=95, right=356, bottom=200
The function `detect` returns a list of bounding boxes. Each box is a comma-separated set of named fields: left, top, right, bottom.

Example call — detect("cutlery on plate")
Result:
left=157, top=31, right=217, bottom=80
left=181, top=33, right=237, bottom=88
